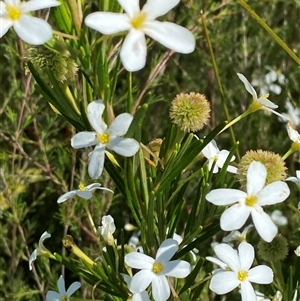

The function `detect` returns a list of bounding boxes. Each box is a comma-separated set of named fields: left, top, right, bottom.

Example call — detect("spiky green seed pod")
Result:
left=238, top=150, right=287, bottom=188
left=258, top=235, right=288, bottom=262
left=170, top=92, right=211, bottom=133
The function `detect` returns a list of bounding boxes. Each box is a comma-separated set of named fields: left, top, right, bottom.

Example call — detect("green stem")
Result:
left=127, top=72, right=133, bottom=112
left=83, top=200, right=97, bottom=234
left=282, top=147, right=295, bottom=160
left=271, top=261, right=285, bottom=292
left=238, top=0, right=300, bottom=66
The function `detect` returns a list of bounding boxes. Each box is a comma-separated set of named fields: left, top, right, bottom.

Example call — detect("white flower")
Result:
left=281, top=101, right=300, bottom=126
left=172, top=232, right=198, bottom=262
left=57, top=182, right=113, bottom=203
left=270, top=210, right=287, bottom=226
left=287, top=123, right=300, bottom=144
left=85, top=0, right=195, bottom=72
left=222, top=224, right=254, bottom=243
left=237, top=73, right=280, bottom=112
left=294, top=245, right=300, bottom=256
left=251, top=67, right=285, bottom=96
left=29, top=231, right=51, bottom=270
left=99, top=215, right=116, bottom=245
left=122, top=274, right=151, bottom=301
left=71, top=100, right=140, bottom=179
left=0, top=0, right=60, bottom=45
left=202, top=139, right=237, bottom=174
left=273, top=291, right=283, bottom=301
left=206, top=242, right=273, bottom=301
left=206, top=161, right=290, bottom=242
left=125, top=238, right=191, bottom=301
left=46, top=275, right=81, bottom=301
left=286, top=171, right=300, bottom=191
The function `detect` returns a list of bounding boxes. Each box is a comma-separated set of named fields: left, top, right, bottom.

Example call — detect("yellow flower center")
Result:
left=60, top=295, right=68, bottom=301
left=130, top=12, right=147, bottom=29
left=245, top=194, right=258, bottom=207
left=97, top=132, right=110, bottom=144
left=152, top=262, right=164, bottom=274
left=237, top=270, right=249, bottom=282
left=78, top=182, right=85, bottom=191
left=6, top=4, right=21, bottom=21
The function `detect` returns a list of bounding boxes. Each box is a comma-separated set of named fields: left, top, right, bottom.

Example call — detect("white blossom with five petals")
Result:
left=0, top=0, right=60, bottom=45
left=71, top=100, right=140, bottom=179
left=85, top=0, right=195, bottom=72
left=125, top=238, right=191, bottom=301
left=206, top=242, right=273, bottom=301
left=206, top=161, right=290, bottom=242
left=29, top=231, right=51, bottom=270
left=57, top=183, right=113, bottom=203
left=46, top=275, right=81, bottom=301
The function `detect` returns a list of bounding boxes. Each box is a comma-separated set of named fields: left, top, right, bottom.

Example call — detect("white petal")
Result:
left=57, top=190, right=77, bottom=203
left=164, top=260, right=191, bottom=277
left=240, top=281, right=256, bottom=301
left=156, top=238, right=178, bottom=262
left=39, top=231, right=51, bottom=245
left=144, top=21, right=195, bottom=53
left=21, top=0, right=60, bottom=13
left=206, top=256, right=227, bottom=270
left=118, top=0, right=140, bottom=17
left=258, top=97, right=278, bottom=109
left=57, top=275, right=66, bottom=294
left=87, top=100, right=107, bottom=134
left=248, top=266, right=273, bottom=284
left=152, top=275, right=170, bottom=301
left=130, top=270, right=154, bottom=293
left=206, top=189, right=247, bottom=206
left=227, top=165, right=238, bottom=174
left=220, top=204, right=250, bottom=231
left=14, top=15, right=52, bottom=45
left=132, top=291, right=151, bottom=301
left=214, top=244, right=240, bottom=271
left=29, top=249, right=37, bottom=270
left=237, top=73, right=258, bottom=99
left=0, top=18, right=13, bottom=37
left=85, top=183, right=114, bottom=194
left=246, top=161, right=267, bottom=195
left=257, top=181, right=290, bottom=206
left=108, top=137, right=140, bottom=156
left=0, top=2, right=6, bottom=16
left=238, top=242, right=254, bottom=271
left=142, top=0, right=179, bottom=19
left=209, top=271, right=239, bottom=294
left=66, top=281, right=81, bottom=296
left=120, top=29, right=147, bottom=72
left=46, top=291, right=61, bottom=301
left=215, top=150, right=230, bottom=167
left=88, top=146, right=106, bottom=179
left=85, top=12, right=130, bottom=34
left=202, top=139, right=219, bottom=158
left=251, top=209, right=277, bottom=242
left=109, top=113, right=133, bottom=136
left=76, top=190, right=93, bottom=199
left=71, top=132, right=97, bottom=149
left=3, top=0, right=19, bottom=6
left=125, top=252, right=154, bottom=269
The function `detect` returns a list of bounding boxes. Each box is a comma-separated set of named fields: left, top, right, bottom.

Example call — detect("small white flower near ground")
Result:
left=125, top=238, right=191, bottom=301
left=206, top=242, right=273, bottom=301
left=46, top=275, right=81, bottom=301
left=202, top=139, right=237, bottom=174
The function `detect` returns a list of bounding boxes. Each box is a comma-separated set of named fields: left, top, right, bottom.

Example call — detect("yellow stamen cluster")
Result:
left=152, top=262, right=164, bottom=274
left=245, top=194, right=258, bottom=207
left=131, top=12, right=147, bottom=29
left=97, top=133, right=110, bottom=144
left=237, top=270, right=248, bottom=282
left=60, top=295, right=68, bottom=301
left=6, top=5, right=21, bottom=21
left=78, top=182, right=85, bottom=191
